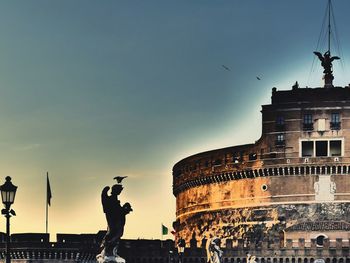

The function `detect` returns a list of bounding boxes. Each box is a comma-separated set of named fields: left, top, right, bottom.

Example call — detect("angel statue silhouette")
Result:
left=97, top=176, right=133, bottom=263
left=313, top=51, right=340, bottom=75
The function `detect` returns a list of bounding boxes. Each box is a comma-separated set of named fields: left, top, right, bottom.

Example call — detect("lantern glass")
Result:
left=1, top=191, right=6, bottom=204
left=0, top=177, right=17, bottom=208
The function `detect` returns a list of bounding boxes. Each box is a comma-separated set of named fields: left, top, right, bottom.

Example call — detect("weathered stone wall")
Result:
left=175, top=203, right=350, bottom=246
left=173, top=86, right=350, bottom=247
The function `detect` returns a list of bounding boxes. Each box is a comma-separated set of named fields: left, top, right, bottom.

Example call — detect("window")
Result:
left=213, top=159, right=222, bottom=165
left=331, top=113, right=340, bottom=123
left=301, top=140, right=342, bottom=157
left=233, top=153, right=240, bottom=163
left=302, top=141, right=313, bottom=157
left=276, top=116, right=285, bottom=125
left=304, top=114, right=313, bottom=124
left=331, top=113, right=341, bottom=130
left=249, top=153, right=257, bottom=160
left=316, top=141, right=328, bottom=156
left=261, top=184, right=268, bottom=191
left=316, top=235, right=326, bottom=247
left=276, top=134, right=285, bottom=146
left=330, top=140, right=341, bottom=156
left=303, top=114, right=313, bottom=130
left=276, top=116, right=285, bottom=131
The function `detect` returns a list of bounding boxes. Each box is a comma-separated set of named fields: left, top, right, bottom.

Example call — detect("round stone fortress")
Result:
left=173, top=83, right=350, bottom=247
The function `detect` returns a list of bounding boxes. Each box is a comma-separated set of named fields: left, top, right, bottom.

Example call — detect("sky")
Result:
left=0, top=0, right=350, bottom=241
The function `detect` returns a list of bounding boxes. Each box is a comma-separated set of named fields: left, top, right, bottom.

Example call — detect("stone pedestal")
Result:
left=324, top=73, right=334, bottom=88
left=96, top=254, right=126, bottom=263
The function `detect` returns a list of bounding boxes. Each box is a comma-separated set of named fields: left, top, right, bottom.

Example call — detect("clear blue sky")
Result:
left=0, top=1, right=349, bottom=239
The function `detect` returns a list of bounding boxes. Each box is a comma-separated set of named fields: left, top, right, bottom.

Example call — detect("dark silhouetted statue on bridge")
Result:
left=97, top=177, right=133, bottom=263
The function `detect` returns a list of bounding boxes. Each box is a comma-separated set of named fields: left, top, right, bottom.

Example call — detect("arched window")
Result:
left=284, top=167, right=289, bottom=175
left=269, top=168, right=273, bottom=176
left=332, top=166, right=336, bottom=173
left=311, top=166, right=315, bottom=174
left=316, top=166, right=320, bottom=174
left=316, top=235, right=326, bottom=247
left=289, top=167, right=294, bottom=175
left=306, top=166, right=310, bottom=175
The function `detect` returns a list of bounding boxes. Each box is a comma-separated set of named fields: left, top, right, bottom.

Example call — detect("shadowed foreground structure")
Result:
left=1, top=232, right=350, bottom=262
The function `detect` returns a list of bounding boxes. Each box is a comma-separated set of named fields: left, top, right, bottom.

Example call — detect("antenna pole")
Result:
left=328, top=0, right=331, bottom=53
left=46, top=172, right=48, bottom=234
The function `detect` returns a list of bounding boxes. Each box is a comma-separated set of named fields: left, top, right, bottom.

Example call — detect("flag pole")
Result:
left=46, top=172, right=49, bottom=234
left=161, top=223, right=163, bottom=248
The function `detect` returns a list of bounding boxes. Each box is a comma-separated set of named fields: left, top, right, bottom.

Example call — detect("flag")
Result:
left=162, top=224, right=168, bottom=235
left=47, top=173, right=52, bottom=206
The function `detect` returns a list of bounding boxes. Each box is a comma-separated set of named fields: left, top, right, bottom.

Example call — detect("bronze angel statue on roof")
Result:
left=314, top=51, right=340, bottom=75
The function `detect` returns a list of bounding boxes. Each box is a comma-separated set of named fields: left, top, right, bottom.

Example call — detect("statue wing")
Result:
left=331, top=56, right=340, bottom=62
left=313, top=52, right=323, bottom=61
left=101, top=186, right=110, bottom=212
left=102, top=186, right=110, bottom=195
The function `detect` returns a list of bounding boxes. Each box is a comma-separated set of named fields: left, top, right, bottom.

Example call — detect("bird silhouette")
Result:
left=256, top=76, right=261, bottom=80
left=222, top=65, right=230, bottom=71
left=113, top=176, right=127, bottom=183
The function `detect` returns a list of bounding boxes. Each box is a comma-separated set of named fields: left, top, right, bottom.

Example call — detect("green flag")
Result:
left=162, top=224, right=168, bottom=235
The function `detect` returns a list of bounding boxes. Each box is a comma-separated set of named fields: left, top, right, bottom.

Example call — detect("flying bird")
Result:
left=113, top=176, right=128, bottom=183
left=256, top=76, right=261, bottom=80
left=222, top=65, right=230, bottom=71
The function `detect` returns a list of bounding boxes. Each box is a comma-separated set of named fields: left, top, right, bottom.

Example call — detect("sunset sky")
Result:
left=0, top=1, right=350, bottom=240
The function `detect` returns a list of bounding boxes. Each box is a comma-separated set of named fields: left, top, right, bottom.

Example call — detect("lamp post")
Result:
left=0, top=177, right=17, bottom=263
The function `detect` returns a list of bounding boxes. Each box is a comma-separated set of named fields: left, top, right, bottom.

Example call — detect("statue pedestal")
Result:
left=323, top=73, right=334, bottom=88
left=96, top=252, right=126, bottom=263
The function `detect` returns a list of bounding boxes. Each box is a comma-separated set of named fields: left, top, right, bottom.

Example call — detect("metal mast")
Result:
left=328, top=0, right=331, bottom=53
left=313, top=0, right=340, bottom=88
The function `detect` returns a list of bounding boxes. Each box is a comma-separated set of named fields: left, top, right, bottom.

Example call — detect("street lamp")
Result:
left=0, top=177, right=17, bottom=263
